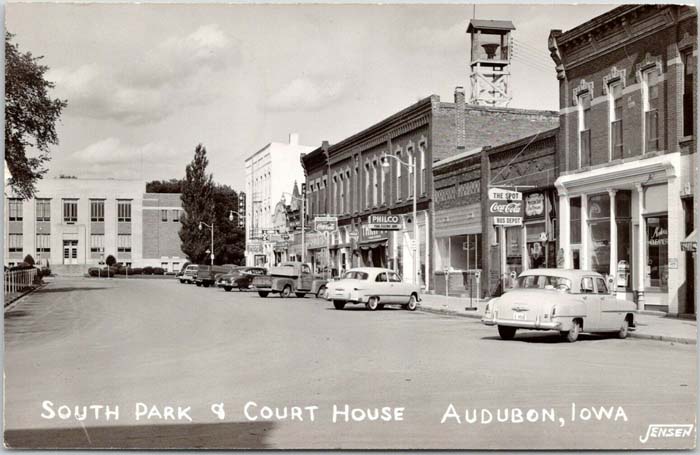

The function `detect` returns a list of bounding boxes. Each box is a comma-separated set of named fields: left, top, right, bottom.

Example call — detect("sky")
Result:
left=6, top=2, right=616, bottom=192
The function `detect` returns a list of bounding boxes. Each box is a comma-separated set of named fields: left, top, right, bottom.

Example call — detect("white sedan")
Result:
left=325, top=267, right=420, bottom=311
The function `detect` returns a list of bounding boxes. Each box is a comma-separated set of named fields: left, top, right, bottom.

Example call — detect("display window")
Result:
left=646, top=215, right=668, bottom=291
left=588, top=193, right=611, bottom=275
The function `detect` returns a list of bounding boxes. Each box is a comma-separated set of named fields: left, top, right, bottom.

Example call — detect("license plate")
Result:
left=513, top=312, right=526, bottom=321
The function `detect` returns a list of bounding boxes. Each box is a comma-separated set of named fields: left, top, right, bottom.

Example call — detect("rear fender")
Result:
left=272, top=278, right=295, bottom=292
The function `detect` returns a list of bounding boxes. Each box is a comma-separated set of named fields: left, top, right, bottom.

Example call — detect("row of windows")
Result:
left=161, top=209, right=180, bottom=222
left=8, top=234, right=133, bottom=254
left=306, top=143, right=428, bottom=216
left=576, top=50, right=694, bottom=168
left=90, top=234, right=132, bottom=253
left=7, top=199, right=135, bottom=223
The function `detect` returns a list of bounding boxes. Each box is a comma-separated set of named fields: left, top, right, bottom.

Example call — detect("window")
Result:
left=596, top=277, right=608, bottom=294
left=683, top=50, right=695, bottom=137
left=339, top=173, right=345, bottom=215
left=353, top=167, right=359, bottom=213
left=117, top=234, right=132, bottom=253
left=8, top=234, right=22, bottom=253
left=578, top=93, right=592, bottom=167
left=609, top=81, right=623, bottom=160
left=569, top=197, right=582, bottom=244
left=117, top=200, right=131, bottom=222
left=63, top=199, right=78, bottom=223
left=161, top=262, right=168, bottom=270
left=90, top=199, right=104, bottom=222
left=379, top=161, right=385, bottom=205
left=90, top=234, right=104, bottom=253
left=36, top=234, right=51, bottom=253
left=172, top=210, right=179, bottom=222
left=588, top=193, right=611, bottom=276
left=372, top=160, right=378, bottom=207
left=364, top=163, right=371, bottom=209
left=36, top=199, right=51, bottom=222
left=375, top=272, right=387, bottom=282
left=407, top=146, right=414, bottom=198
left=581, top=277, right=595, bottom=293
left=396, top=150, right=402, bottom=200
left=388, top=272, right=402, bottom=282
left=8, top=199, right=22, bottom=221
left=419, top=144, right=426, bottom=195
left=646, top=215, right=668, bottom=291
left=642, top=69, right=659, bottom=152
left=161, top=209, right=168, bottom=222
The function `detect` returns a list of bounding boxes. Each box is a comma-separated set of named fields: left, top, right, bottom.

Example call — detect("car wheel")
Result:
left=618, top=318, right=629, bottom=339
left=295, top=292, right=306, bottom=298
left=258, top=291, right=269, bottom=298
left=316, top=286, right=327, bottom=299
left=224, top=287, right=232, bottom=292
left=196, top=282, right=202, bottom=287
left=281, top=285, right=292, bottom=298
left=561, top=320, right=581, bottom=342
left=405, top=294, right=418, bottom=311
left=366, top=297, right=379, bottom=311
left=333, top=300, right=345, bottom=310
left=179, top=279, right=185, bottom=284
left=497, top=325, right=517, bottom=340
left=203, top=283, right=210, bottom=288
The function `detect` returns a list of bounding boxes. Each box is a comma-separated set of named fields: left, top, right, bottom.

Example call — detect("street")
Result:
left=4, top=277, right=697, bottom=450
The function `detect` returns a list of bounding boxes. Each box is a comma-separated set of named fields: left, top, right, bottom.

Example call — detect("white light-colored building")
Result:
left=244, top=133, right=313, bottom=266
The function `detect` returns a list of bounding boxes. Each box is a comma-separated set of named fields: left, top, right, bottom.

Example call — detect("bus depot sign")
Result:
left=488, top=188, right=523, bottom=226
left=367, top=214, right=401, bottom=231
left=314, top=216, right=338, bottom=232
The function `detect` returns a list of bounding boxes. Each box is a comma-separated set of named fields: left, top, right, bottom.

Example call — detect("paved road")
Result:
left=4, top=277, right=697, bottom=450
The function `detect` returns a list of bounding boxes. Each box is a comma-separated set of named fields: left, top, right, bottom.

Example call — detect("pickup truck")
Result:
left=194, top=264, right=240, bottom=287
left=252, top=262, right=328, bottom=298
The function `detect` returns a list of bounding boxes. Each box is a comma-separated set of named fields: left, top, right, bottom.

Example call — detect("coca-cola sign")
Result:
left=489, top=200, right=523, bottom=216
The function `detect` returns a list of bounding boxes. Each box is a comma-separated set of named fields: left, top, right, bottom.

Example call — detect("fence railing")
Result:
left=4, top=268, right=38, bottom=296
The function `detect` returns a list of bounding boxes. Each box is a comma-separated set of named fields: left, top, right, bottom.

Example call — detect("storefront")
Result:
left=556, top=152, right=688, bottom=314
left=357, top=222, right=391, bottom=269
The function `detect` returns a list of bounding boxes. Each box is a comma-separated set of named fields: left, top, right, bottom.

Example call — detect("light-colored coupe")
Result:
left=325, top=267, right=420, bottom=311
left=482, top=269, right=636, bottom=342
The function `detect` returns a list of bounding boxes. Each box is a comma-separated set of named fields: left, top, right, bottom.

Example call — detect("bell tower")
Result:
left=467, top=19, right=515, bottom=107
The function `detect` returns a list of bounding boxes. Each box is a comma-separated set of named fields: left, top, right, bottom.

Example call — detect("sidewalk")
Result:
left=418, top=293, right=697, bottom=345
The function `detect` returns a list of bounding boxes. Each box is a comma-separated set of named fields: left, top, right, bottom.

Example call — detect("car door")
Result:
left=373, top=272, right=390, bottom=302
left=388, top=272, right=407, bottom=304
left=580, top=276, right=601, bottom=331
left=300, top=264, right=313, bottom=291
left=596, top=276, right=619, bottom=330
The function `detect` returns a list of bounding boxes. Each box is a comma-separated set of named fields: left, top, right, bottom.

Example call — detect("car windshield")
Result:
left=516, top=275, right=572, bottom=292
left=343, top=271, right=369, bottom=280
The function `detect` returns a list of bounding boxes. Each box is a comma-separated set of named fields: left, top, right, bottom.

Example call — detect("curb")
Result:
left=418, top=305, right=697, bottom=345
left=4, top=282, right=46, bottom=313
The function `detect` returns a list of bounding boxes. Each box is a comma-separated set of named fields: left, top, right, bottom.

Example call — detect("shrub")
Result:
left=153, top=267, right=165, bottom=275
left=88, top=267, right=100, bottom=277
left=101, top=267, right=115, bottom=277
left=23, top=254, right=35, bottom=266
left=143, top=266, right=154, bottom=275
left=130, top=267, right=143, bottom=275
left=105, top=255, right=117, bottom=267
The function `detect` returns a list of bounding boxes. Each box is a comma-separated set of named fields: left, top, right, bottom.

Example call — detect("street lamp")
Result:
left=199, top=221, right=214, bottom=266
left=381, top=152, right=419, bottom=287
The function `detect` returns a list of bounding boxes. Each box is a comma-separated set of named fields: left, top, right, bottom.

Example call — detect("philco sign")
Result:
left=488, top=188, right=523, bottom=226
left=368, top=214, right=401, bottom=231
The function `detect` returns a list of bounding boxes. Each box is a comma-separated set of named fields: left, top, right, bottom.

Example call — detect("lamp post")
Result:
left=198, top=221, right=214, bottom=266
left=381, top=152, right=419, bottom=287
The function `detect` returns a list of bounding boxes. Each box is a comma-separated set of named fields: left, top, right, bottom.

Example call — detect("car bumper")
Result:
left=482, top=316, right=561, bottom=330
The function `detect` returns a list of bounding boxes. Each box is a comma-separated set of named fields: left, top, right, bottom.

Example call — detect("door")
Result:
left=63, top=240, right=78, bottom=265
left=388, top=272, right=406, bottom=304
left=579, top=276, right=601, bottom=330
left=373, top=272, right=391, bottom=302
left=299, top=264, right=313, bottom=291
left=596, top=276, right=618, bottom=330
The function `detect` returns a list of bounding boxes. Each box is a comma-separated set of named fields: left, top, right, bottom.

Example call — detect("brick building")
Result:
left=141, top=193, right=188, bottom=272
left=301, top=88, right=557, bottom=288
left=549, top=4, right=696, bottom=314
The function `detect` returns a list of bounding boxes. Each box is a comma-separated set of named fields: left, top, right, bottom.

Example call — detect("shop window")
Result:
left=578, top=93, right=592, bottom=167
left=646, top=215, right=668, bottom=291
left=8, top=199, right=22, bottom=221
left=683, top=50, right=695, bottom=137
left=526, top=222, right=548, bottom=269
left=569, top=197, right=581, bottom=244
left=505, top=226, right=522, bottom=276
left=588, top=193, right=611, bottom=276
left=609, top=81, right=624, bottom=160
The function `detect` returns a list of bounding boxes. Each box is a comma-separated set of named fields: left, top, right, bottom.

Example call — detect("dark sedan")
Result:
left=216, top=267, right=267, bottom=291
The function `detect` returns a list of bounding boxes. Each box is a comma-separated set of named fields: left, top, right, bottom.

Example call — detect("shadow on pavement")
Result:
left=4, top=421, right=276, bottom=449
left=481, top=333, right=604, bottom=344
left=36, top=287, right=110, bottom=294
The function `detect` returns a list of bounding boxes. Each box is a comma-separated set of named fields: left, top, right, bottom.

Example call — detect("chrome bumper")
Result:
left=482, top=317, right=561, bottom=330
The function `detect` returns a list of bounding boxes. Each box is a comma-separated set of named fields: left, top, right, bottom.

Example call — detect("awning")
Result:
left=681, top=229, right=697, bottom=252
left=358, top=240, right=387, bottom=250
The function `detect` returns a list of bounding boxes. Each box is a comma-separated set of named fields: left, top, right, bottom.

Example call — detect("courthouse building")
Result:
left=549, top=4, right=696, bottom=314
left=4, top=177, right=186, bottom=273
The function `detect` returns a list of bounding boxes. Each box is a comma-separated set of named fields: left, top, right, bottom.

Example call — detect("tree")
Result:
left=5, top=32, right=67, bottom=199
left=211, top=184, right=245, bottom=265
left=146, top=179, right=184, bottom=193
left=105, top=255, right=116, bottom=267
left=179, top=145, right=215, bottom=264
left=23, top=254, right=35, bottom=266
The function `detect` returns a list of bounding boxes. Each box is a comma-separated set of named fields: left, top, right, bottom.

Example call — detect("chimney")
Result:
left=289, top=133, right=299, bottom=146
left=454, top=86, right=466, bottom=150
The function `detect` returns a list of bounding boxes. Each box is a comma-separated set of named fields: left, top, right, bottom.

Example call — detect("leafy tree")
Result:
left=5, top=32, right=67, bottom=199
left=146, top=179, right=184, bottom=193
left=105, top=255, right=116, bottom=266
left=211, top=184, right=245, bottom=265
left=23, top=254, right=35, bottom=266
left=179, top=145, right=215, bottom=264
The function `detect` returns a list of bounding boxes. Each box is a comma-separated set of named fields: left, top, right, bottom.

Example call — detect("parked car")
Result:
left=216, top=267, right=267, bottom=291
left=176, top=262, right=191, bottom=278
left=252, top=262, right=327, bottom=298
left=482, top=268, right=636, bottom=342
left=325, top=267, right=420, bottom=311
left=194, top=264, right=239, bottom=287
left=180, top=264, right=199, bottom=284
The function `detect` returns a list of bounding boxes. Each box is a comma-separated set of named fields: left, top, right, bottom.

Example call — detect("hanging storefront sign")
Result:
left=314, top=216, right=338, bottom=232
left=247, top=241, right=263, bottom=253
left=525, top=192, right=545, bottom=217
left=368, top=214, right=401, bottom=231
left=489, top=188, right=523, bottom=225
left=360, top=223, right=391, bottom=243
